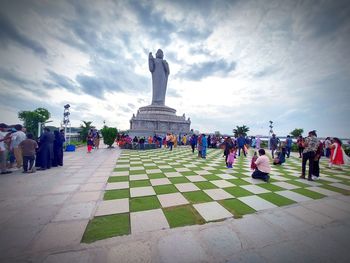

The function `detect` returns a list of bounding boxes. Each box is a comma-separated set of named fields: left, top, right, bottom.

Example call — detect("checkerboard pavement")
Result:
left=82, top=147, right=350, bottom=242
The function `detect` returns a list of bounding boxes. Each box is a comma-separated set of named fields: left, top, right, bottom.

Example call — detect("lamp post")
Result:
left=63, top=104, right=71, bottom=144
left=268, top=121, right=273, bottom=149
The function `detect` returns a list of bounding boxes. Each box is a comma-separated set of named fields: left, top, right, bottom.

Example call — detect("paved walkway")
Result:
left=0, top=146, right=349, bottom=263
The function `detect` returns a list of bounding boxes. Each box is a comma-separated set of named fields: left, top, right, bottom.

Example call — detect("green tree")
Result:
left=18, top=107, right=50, bottom=138
left=80, top=121, right=92, bottom=142
left=233, top=125, right=250, bottom=137
left=290, top=128, right=304, bottom=138
left=100, top=125, right=118, bottom=148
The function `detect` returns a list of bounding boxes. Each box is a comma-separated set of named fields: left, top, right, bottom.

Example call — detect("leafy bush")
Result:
left=101, top=126, right=118, bottom=148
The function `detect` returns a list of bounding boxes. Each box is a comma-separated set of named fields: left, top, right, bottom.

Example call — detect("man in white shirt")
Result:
left=252, top=149, right=271, bottom=182
left=0, top=123, right=12, bottom=174
left=11, top=124, right=27, bottom=168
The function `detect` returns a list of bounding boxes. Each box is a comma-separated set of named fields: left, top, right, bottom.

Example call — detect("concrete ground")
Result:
left=0, top=145, right=349, bottom=263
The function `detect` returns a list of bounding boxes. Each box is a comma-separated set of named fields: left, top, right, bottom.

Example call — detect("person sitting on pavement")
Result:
left=251, top=149, right=271, bottom=182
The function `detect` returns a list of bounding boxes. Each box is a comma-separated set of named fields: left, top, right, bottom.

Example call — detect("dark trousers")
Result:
left=23, top=155, right=35, bottom=171
left=169, top=142, right=173, bottom=151
left=325, top=148, right=331, bottom=158
left=302, top=151, right=315, bottom=178
left=191, top=144, right=196, bottom=153
left=252, top=169, right=270, bottom=182
left=298, top=147, right=304, bottom=157
left=313, top=159, right=320, bottom=177
left=286, top=147, right=291, bottom=158
left=238, top=146, right=246, bottom=156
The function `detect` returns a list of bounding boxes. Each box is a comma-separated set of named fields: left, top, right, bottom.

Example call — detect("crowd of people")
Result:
left=86, top=128, right=100, bottom=153
left=0, top=123, right=65, bottom=174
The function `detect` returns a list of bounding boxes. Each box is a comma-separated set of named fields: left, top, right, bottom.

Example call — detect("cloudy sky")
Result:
left=0, top=0, right=349, bottom=137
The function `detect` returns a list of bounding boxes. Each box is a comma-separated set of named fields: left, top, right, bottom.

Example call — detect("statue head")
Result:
left=156, top=49, right=164, bottom=59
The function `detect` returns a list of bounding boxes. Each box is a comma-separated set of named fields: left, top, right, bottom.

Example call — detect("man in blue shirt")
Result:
left=237, top=134, right=246, bottom=157
left=285, top=135, right=293, bottom=158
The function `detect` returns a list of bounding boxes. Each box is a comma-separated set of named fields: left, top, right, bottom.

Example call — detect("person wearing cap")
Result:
left=0, top=123, right=12, bottom=174
left=300, top=130, right=319, bottom=181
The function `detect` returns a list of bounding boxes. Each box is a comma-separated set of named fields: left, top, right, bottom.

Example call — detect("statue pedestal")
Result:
left=129, top=104, right=191, bottom=137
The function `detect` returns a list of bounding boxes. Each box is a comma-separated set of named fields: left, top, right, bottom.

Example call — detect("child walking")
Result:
left=87, top=135, right=94, bottom=153
left=251, top=151, right=258, bottom=170
left=227, top=147, right=236, bottom=168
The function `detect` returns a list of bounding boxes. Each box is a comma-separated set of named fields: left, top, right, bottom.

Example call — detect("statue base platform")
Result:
left=129, top=104, right=191, bottom=137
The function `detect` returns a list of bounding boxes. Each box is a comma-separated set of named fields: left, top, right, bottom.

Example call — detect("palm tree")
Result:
left=233, top=125, right=250, bottom=137
left=80, top=121, right=92, bottom=142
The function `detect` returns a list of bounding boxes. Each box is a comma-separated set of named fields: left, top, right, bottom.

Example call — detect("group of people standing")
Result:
left=86, top=129, right=100, bottom=153
left=0, top=123, right=65, bottom=174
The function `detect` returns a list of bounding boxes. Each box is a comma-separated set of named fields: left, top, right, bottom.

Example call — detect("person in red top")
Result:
left=329, top=137, right=344, bottom=168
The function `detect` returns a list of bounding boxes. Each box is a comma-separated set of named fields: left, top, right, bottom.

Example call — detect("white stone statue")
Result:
left=149, top=49, right=169, bottom=106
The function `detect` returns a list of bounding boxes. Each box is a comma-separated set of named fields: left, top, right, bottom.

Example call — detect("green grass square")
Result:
left=130, top=196, right=161, bottom=212
left=219, top=199, right=255, bottom=218
left=129, top=180, right=151, bottom=188
left=292, top=188, right=325, bottom=199
left=194, top=181, right=217, bottom=190
left=163, top=205, right=205, bottom=228
left=129, top=169, right=147, bottom=175
left=224, top=186, right=253, bottom=197
left=227, top=179, right=249, bottom=185
left=81, top=214, right=130, bottom=243
left=204, top=174, right=222, bottom=181
left=113, top=167, right=129, bottom=172
left=154, top=184, right=178, bottom=194
left=169, top=177, right=189, bottom=184
left=259, top=193, right=295, bottom=206
left=286, top=180, right=310, bottom=188
left=104, top=189, right=129, bottom=200
left=183, top=191, right=213, bottom=203
left=148, top=173, right=166, bottom=179
left=258, top=183, right=285, bottom=192
left=108, top=176, right=129, bottom=183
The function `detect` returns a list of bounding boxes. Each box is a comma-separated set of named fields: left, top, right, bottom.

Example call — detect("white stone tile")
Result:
left=95, top=199, right=129, bottom=216
left=184, top=164, right=198, bottom=168
left=146, top=169, right=162, bottom=174
left=175, top=167, right=191, bottom=172
left=270, top=175, right=289, bottom=181
left=238, top=196, right=277, bottom=211
left=203, top=189, right=234, bottom=200
left=130, top=166, right=144, bottom=171
left=186, top=175, right=207, bottom=182
left=217, top=174, right=237, bottom=180
left=150, top=178, right=172, bottom=186
left=201, top=166, right=216, bottom=171
left=318, top=176, right=341, bottom=183
left=240, top=185, right=270, bottom=194
left=80, top=182, right=105, bottom=192
left=276, top=190, right=313, bottom=202
left=241, top=177, right=265, bottom=185
left=158, top=193, right=189, bottom=208
left=130, top=186, right=156, bottom=197
left=332, top=174, right=350, bottom=180
left=129, top=174, right=148, bottom=181
left=295, top=179, right=322, bottom=186
left=164, top=172, right=182, bottom=178
left=193, top=202, right=232, bottom=221
left=175, top=183, right=200, bottom=192
left=70, top=192, right=101, bottom=203
left=105, top=182, right=129, bottom=190
left=53, top=202, right=95, bottom=221
left=306, top=187, right=339, bottom=196
left=112, top=171, right=129, bottom=176
left=194, top=170, right=212, bottom=175
left=210, top=180, right=235, bottom=188
left=116, top=164, right=130, bottom=168
left=330, top=183, right=350, bottom=191
left=131, top=209, right=169, bottom=234
left=272, top=182, right=300, bottom=190
left=158, top=165, right=172, bottom=169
